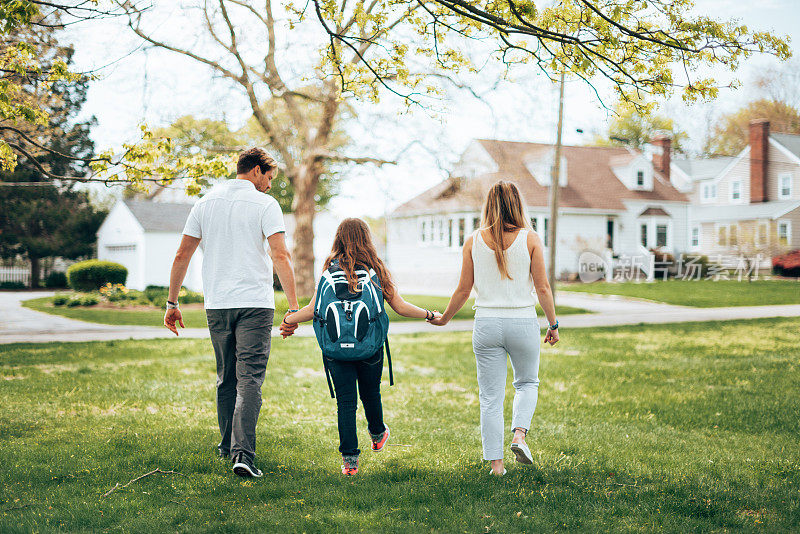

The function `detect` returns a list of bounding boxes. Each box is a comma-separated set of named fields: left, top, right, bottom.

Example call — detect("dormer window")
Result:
left=702, top=182, right=717, bottom=203
left=636, top=170, right=645, bottom=187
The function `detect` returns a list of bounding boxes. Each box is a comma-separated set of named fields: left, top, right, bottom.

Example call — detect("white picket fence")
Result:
left=0, top=267, right=31, bottom=286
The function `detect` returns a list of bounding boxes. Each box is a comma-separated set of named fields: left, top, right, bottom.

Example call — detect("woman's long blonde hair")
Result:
left=323, top=218, right=397, bottom=301
left=480, top=181, right=531, bottom=279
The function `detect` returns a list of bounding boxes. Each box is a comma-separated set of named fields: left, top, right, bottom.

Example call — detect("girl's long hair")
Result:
left=481, top=180, right=531, bottom=279
left=323, top=218, right=397, bottom=301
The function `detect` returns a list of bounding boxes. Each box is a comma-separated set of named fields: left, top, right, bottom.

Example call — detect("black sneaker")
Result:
left=232, top=453, right=263, bottom=478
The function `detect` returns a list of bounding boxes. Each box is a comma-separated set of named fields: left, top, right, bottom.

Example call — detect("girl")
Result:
left=282, top=218, right=440, bottom=476
left=431, top=181, right=559, bottom=476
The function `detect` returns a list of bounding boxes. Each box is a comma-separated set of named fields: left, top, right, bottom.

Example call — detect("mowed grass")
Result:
left=22, top=294, right=586, bottom=328
left=561, top=279, right=800, bottom=307
left=1, top=320, right=799, bottom=532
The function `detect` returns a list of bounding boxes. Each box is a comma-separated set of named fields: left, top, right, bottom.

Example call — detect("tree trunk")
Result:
left=29, top=256, right=40, bottom=289
left=291, top=161, right=322, bottom=297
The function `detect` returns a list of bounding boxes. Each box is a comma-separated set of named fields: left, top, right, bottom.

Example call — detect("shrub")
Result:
left=0, top=281, right=26, bottom=290
left=45, top=271, right=68, bottom=288
left=772, top=250, right=800, bottom=278
left=99, top=283, right=133, bottom=302
left=66, top=294, right=99, bottom=307
left=142, top=285, right=203, bottom=306
left=52, top=294, right=70, bottom=306
left=67, top=260, right=127, bottom=291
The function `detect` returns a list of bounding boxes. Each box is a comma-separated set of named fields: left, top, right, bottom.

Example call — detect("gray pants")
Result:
left=472, top=317, right=541, bottom=461
left=206, top=307, right=274, bottom=462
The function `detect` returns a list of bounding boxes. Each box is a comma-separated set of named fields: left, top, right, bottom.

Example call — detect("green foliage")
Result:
left=65, top=293, right=98, bottom=307
left=0, top=281, right=25, bottom=289
left=51, top=293, right=69, bottom=306
left=66, top=260, right=127, bottom=292
left=596, top=99, right=688, bottom=150
left=44, top=271, right=67, bottom=288
left=1, top=319, right=800, bottom=531
left=141, top=285, right=204, bottom=307
left=706, top=99, right=800, bottom=155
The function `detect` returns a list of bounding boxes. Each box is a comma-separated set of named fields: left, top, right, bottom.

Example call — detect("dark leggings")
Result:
left=325, top=349, right=386, bottom=456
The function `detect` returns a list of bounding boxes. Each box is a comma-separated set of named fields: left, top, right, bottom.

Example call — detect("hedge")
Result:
left=67, top=260, right=128, bottom=291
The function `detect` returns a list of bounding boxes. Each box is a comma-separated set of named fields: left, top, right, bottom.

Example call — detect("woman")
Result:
left=431, top=181, right=559, bottom=476
left=283, top=218, right=441, bottom=476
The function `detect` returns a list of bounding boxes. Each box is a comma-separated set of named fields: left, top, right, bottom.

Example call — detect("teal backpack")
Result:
left=312, top=260, right=392, bottom=398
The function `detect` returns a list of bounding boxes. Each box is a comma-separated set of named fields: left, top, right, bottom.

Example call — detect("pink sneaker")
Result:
left=371, top=427, right=390, bottom=452
left=342, top=455, right=359, bottom=476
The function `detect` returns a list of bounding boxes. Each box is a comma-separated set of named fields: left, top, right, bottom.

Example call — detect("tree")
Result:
left=116, top=0, right=789, bottom=295
left=596, top=100, right=688, bottom=151
left=0, top=22, right=105, bottom=287
left=705, top=99, right=800, bottom=156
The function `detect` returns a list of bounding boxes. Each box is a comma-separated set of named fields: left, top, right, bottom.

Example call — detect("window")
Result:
left=640, top=223, right=648, bottom=248
left=779, top=174, right=793, bottom=199
left=458, top=218, right=466, bottom=246
left=731, top=180, right=741, bottom=201
left=758, top=222, right=768, bottom=246
left=778, top=221, right=791, bottom=245
left=691, top=227, right=699, bottom=248
left=729, top=224, right=738, bottom=246
left=542, top=217, right=549, bottom=246
left=530, top=218, right=537, bottom=231
left=472, top=216, right=480, bottom=232
left=702, top=183, right=717, bottom=202
left=106, top=244, right=136, bottom=253
left=420, top=220, right=427, bottom=243
left=448, top=219, right=453, bottom=247
left=717, top=225, right=727, bottom=247
left=437, top=219, right=444, bottom=242
left=656, top=224, right=668, bottom=248
left=636, top=170, right=644, bottom=187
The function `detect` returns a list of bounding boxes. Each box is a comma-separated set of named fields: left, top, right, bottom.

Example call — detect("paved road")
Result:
left=2, top=290, right=800, bottom=344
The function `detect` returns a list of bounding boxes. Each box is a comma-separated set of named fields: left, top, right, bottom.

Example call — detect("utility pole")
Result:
left=548, top=72, right=565, bottom=302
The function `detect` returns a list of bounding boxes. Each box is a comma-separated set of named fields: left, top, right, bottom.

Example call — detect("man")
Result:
left=164, top=147, right=299, bottom=478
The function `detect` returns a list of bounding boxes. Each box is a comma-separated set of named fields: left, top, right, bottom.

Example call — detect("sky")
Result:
left=63, top=0, right=800, bottom=217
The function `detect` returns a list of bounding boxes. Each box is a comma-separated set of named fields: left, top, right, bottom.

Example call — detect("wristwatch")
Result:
left=166, top=300, right=179, bottom=310
left=548, top=320, right=559, bottom=330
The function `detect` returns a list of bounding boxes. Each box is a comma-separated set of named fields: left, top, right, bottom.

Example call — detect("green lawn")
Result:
left=22, top=294, right=586, bottom=328
left=561, top=279, right=800, bottom=307
left=2, top=319, right=799, bottom=532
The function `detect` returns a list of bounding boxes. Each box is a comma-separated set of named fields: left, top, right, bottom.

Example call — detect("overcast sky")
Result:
left=64, top=0, right=800, bottom=216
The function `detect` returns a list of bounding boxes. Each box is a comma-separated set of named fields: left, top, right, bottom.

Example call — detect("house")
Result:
left=387, top=139, right=690, bottom=294
left=97, top=190, right=340, bottom=291
left=672, top=120, right=800, bottom=260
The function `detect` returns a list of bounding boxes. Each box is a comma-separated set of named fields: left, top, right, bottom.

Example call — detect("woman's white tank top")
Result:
left=471, top=229, right=538, bottom=318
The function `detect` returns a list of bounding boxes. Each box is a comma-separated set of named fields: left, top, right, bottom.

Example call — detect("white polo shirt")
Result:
left=182, top=179, right=285, bottom=309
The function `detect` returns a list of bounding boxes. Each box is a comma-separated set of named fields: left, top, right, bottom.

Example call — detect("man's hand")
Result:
left=164, top=308, right=185, bottom=336
left=544, top=327, right=559, bottom=345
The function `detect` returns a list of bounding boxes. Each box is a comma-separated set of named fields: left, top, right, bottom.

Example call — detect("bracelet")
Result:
left=425, top=309, right=433, bottom=321
left=287, top=309, right=299, bottom=313
left=548, top=320, right=559, bottom=330
left=166, top=300, right=179, bottom=310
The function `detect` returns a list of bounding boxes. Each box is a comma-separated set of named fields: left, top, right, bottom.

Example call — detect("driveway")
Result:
left=2, top=291, right=800, bottom=344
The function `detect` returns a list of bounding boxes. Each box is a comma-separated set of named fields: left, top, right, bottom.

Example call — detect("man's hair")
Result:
left=237, top=147, right=277, bottom=175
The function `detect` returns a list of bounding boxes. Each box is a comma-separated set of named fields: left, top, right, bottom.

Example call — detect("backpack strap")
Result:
left=385, top=338, right=394, bottom=387
left=323, top=356, right=335, bottom=398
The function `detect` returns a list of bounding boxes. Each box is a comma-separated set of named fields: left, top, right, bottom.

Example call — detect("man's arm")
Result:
left=267, top=231, right=299, bottom=310
left=164, top=235, right=201, bottom=335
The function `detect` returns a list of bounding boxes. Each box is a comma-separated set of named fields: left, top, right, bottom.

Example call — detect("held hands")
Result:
left=428, top=310, right=446, bottom=326
left=279, top=312, right=298, bottom=339
left=163, top=308, right=184, bottom=336
left=544, top=327, right=559, bottom=346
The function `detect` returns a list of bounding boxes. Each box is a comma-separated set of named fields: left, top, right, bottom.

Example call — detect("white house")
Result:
left=387, top=138, right=690, bottom=294
left=97, top=196, right=341, bottom=292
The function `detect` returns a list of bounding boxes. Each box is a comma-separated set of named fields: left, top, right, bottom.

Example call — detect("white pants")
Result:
left=472, top=317, right=541, bottom=461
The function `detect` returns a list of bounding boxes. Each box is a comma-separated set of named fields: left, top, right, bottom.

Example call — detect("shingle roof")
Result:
left=639, top=207, right=671, bottom=217
left=393, top=139, right=687, bottom=215
left=123, top=200, right=194, bottom=232
left=771, top=132, right=800, bottom=160
left=672, top=157, right=736, bottom=181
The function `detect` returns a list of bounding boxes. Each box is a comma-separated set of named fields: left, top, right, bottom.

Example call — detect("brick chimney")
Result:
left=651, top=134, right=671, bottom=182
left=749, top=119, right=769, bottom=203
